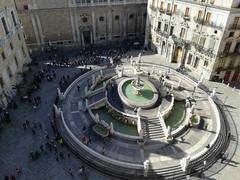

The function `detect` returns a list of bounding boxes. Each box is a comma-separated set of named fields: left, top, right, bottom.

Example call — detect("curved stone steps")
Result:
left=87, top=91, right=105, bottom=106
left=141, top=118, right=165, bottom=140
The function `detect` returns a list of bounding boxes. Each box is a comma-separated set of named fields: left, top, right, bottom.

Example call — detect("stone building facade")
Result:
left=15, top=0, right=147, bottom=49
left=0, top=0, right=30, bottom=108
left=146, top=0, right=240, bottom=82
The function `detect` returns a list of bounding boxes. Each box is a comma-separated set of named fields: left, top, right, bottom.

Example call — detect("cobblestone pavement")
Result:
left=0, top=51, right=239, bottom=180
left=0, top=63, right=118, bottom=180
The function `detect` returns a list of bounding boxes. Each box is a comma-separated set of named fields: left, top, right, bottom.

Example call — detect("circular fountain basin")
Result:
left=118, top=78, right=159, bottom=109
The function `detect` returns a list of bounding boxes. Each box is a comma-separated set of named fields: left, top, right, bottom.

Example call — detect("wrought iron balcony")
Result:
left=204, top=21, right=223, bottom=31
left=228, top=24, right=240, bottom=30
left=191, top=42, right=216, bottom=58
left=154, top=28, right=169, bottom=38
left=150, top=5, right=157, bottom=11
left=193, top=17, right=204, bottom=24
left=165, top=10, right=172, bottom=16
left=220, top=51, right=240, bottom=58
left=159, top=8, right=165, bottom=13
left=172, top=35, right=190, bottom=48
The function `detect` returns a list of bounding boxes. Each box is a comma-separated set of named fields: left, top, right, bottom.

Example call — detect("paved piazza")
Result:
left=0, top=52, right=239, bottom=180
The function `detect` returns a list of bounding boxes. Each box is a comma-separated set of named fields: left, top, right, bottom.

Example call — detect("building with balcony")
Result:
left=0, top=0, right=30, bottom=108
left=145, top=0, right=240, bottom=82
left=15, top=0, right=147, bottom=50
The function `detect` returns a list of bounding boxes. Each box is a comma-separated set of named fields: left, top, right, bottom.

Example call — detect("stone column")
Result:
left=91, top=8, right=97, bottom=43
left=69, top=1, right=77, bottom=42
left=81, top=32, right=85, bottom=47
left=30, top=12, right=41, bottom=45
left=107, top=8, right=113, bottom=41
left=35, top=14, right=44, bottom=44
left=144, top=8, right=150, bottom=47
left=73, top=8, right=81, bottom=43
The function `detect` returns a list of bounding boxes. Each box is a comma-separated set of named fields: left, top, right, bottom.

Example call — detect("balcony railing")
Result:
left=220, top=51, right=240, bottom=58
left=228, top=24, right=240, bottom=30
left=155, top=28, right=169, bottom=38
left=74, top=0, right=147, bottom=6
left=172, top=35, right=190, bottom=48
left=193, top=17, right=223, bottom=30
left=191, top=41, right=216, bottom=58
left=165, top=10, right=172, bottom=16
left=150, top=5, right=157, bottom=11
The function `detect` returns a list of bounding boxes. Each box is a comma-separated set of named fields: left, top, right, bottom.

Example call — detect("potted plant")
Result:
left=190, top=114, right=200, bottom=127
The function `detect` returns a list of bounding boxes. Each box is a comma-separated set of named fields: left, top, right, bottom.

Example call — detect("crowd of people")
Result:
left=1, top=41, right=145, bottom=179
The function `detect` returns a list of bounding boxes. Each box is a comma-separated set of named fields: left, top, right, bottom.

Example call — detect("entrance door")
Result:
left=231, top=71, right=240, bottom=82
left=176, top=47, right=183, bottom=63
left=194, top=57, right=200, bottom=68
left=161, top=41, right=166, bottom=55
left=187, top=53, right=192, bottom=65
left=224, top=71, right=232, bottom=82
left=83, top=31, right=91, bottom=45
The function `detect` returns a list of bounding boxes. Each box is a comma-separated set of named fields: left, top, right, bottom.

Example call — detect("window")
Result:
left=192, top=33, right=199, bottom=43
left=185, top=7, right=190, bottom=17
left=7, top=67, right=12, bottom=78
left=229, top=32, right=234, bottom=37
left=199, top=37, right=206, bottom=47
left=173, top=5, right=177, bottom=14
left=205, top=12, right=211, bottom=23
left=160, top=1, right=164, bottom=11
left=18, top=33, right=21, bottom=40
left=204, top=60, right=209, bottom=67
left=10, top=42, right=13, bottom=50
left=1, top=52, right=6, bottom=60
left=115, top=15, right=120, bottom=20
left=23, top=5, right=28, bottom=10
left=14, top=56, right=18, bottom=67
left=1, top=17, right=9, bottom=35
left=22, top=46, right=26, bottom=57
left=232, top=17, right=240, bottom=29
left=157, top=22, right=161, bottom=30
left=234, top=42, right=240, bottom=53
left=164, top=24, right=168, bottom=32
left=210, top=0, right=215, bottom=4
left=82, top=17, right=88, bottom=23
left=208, top=38, right=216, bottom=49
left=99, top=16, right=104, bottom=22
left=11, top=11, right=17, bottom=26
left=129, top=14, right=134, bottom=19
left=187, top=54, right=193, bottom=64
left=170, top=26, right=174, bottom=36
left=167, top=3, right=171, bottom=13
left=180, top=28, right=186, bottom=38
left=224, top=42, right=232, bottom=53
left=194, top=57, right=200, bottom=68
left=197, top=10, right=203, bottom=20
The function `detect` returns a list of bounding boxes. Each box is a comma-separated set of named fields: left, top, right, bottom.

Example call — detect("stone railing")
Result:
left=158, top=113, right=168, bottom=137
left=74, top=0, right=147, bottom=7
left=137, top=115, right=143, bottom=139
left=161, top=94, right=174, bottom=118
left=59, top=110, right=143, bottom=169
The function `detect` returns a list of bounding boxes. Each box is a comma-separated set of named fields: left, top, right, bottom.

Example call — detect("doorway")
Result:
left=83, top=31, right=91, bottom=45
left=175, top=47, right=183, bottom=63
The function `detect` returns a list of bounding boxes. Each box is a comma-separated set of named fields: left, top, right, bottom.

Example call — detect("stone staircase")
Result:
left=141, top=118, right=165, bottom=140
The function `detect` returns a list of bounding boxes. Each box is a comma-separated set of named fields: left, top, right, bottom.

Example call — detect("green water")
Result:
left=92, top=107, right=138, bottom=136
left=122, top=80, right=154, bottom=103
left=165, top=101, right=186, bottom=130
